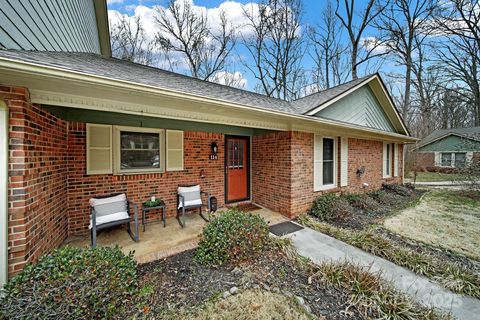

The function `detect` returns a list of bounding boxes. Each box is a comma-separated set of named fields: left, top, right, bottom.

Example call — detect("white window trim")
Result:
left=383, top=142, right=392, bottom=178
left=0, top=101, right=8, bottom=286
left=314, top=135, right=338, bottom=191
left=438, top=151, right=471, bottom=168
left=113, top=125, right=165, bottom=174
left=393, top=143, right=399, bottom=177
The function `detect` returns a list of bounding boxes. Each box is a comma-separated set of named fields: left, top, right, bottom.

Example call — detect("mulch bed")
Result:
left=132, top=249, right=364, bottom=319
left=325, top=189, right=426, bottom=231
left=312, top=188, right=480, bottom=272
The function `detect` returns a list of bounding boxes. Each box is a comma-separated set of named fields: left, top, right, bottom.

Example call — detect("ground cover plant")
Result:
left=0, top=246, right=137, bottom=320
left=127, top=237, right=449, bottom=319
left=1, top=213, right=451, bottom=319
left=298, top=215, right=480, bottom=298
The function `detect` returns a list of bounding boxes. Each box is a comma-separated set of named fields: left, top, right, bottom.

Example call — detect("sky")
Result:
left=106, top=0, right=395, bottom=93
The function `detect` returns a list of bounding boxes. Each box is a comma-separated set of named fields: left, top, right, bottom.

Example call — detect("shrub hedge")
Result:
left=0, top=246, right=137, bottom=320
left=309, top=193, right=353, bottom=221
left=195, top=209, right=270, bottom=266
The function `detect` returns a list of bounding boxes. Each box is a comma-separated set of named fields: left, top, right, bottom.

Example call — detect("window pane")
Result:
left=441, top=153, right=452, bottom=167
left=120, top=131, right=160, bottom=169
left=455, top=153, right=466, bottom=168
left=323, top=138, right=334, bottom=161
left=323, top=161, right=334, bottom=185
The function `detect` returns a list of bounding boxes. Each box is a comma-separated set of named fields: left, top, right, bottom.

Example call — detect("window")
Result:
left=441, top=153, right=452, bottom=167
left=323, top=138, right=335, bottom=185
left=383, top=142, right=393, bottom=178
left=455, top=153, right=466, bottom=168
left=87, top=124, right=184, bottom=175
left=314, top=135, right=337, bottom=191
left=120, top=131, right=160, bottom=170
left=227, top=140, right=244, bottom=169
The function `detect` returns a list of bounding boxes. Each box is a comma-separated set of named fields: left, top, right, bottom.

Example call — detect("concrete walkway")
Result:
left=288, top=226, right=480, bottom=320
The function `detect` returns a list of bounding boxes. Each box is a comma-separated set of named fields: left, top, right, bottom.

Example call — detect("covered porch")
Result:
left=63, top=206, right=288, bottom=264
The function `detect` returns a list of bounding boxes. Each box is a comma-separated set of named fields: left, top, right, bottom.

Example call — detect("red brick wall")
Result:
left=2, top=87, right=68, bottom=276
left=252, top=132, right=292, bottom=216
left=413, top=152, right=435, bottom=170
left=253, top=131, right=403, bottom=218
left=67, top=122, right=225, bottom=235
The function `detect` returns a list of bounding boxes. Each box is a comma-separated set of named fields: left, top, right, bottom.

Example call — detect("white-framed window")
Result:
left=86, top=124, right=184, bottom=175
left=383, top=142, right=393, bottom=178
left=314, top=135, right=337, bottom=191
left=439, top=152, right=467, bottom=168
left=114, top=126, right=165, bottom=174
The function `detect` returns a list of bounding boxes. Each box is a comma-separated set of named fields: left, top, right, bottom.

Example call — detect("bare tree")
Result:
left=433, top=0, right=480, bottom=126
left=154, top=0, right=236, bottom=81
left=335, top=0, right=390, bottom=79
left=376, top=0, right=436, bottom=122
left=110, top=12, right=155, bottom=65
left=308, top=0, right=349, bottom=89
left=241, top=0, right=306, bottom=100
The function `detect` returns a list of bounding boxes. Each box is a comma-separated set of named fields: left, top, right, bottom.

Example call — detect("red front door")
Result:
left=226, top=136, right=249, bottom=202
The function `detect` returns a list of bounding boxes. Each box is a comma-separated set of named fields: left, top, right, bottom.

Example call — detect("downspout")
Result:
left=0, top=100, right=8, bottom=286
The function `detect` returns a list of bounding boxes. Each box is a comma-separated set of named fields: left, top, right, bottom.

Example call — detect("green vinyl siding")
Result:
left=417, top=135, right=480, bottom=152
left=43, top=105, right=273, bottom=136
left=314, top=86, right=396, bottom=133
left=0, top=0, right=100, bottom=53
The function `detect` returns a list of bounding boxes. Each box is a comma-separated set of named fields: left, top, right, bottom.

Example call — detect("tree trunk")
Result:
left=351, top=45, right=358, bottom=80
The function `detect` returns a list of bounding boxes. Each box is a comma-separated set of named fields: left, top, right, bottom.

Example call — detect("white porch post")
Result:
left=0, top=100, right=8, bottom=286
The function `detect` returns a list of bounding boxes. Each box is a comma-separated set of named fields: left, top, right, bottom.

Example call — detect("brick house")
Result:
left=413, top=127, right=480, bottom=171
left=0, top=1, right=416, bottom=282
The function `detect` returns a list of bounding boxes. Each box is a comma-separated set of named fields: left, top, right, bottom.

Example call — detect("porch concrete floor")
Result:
left=63, top=207, right=288, bottom=264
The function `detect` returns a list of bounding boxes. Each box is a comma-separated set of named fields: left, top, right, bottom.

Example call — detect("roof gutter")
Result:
left=0, top=56, right=418, bottom=142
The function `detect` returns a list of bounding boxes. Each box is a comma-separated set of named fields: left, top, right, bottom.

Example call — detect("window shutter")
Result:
left=382, top=142, right=388, bottom=178
left=313, top=135, right=323, bottom=191
left=393, top=143, right=399, bottom=177
left=86, top=124, right=112, bottom=174
left=166, top=130, right=184, bottom=171
left=340, top=137, right=348, bottom=187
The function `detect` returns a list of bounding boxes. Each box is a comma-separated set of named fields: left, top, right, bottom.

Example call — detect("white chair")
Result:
left=177, top=185, right=211, bottom=227
left=89, top=193, right=139, bottom=247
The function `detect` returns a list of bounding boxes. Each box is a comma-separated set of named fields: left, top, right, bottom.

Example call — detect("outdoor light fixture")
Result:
left=210, top=141, right=218, bottom=160
left=356, top=166, right=365, bottom=177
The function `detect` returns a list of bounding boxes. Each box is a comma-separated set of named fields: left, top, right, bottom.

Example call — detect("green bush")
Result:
left=195, top=209, right=270, bottom=266
left=309, top=193, right=353, bottom=221
left=1, top=246, right=137, bottom=320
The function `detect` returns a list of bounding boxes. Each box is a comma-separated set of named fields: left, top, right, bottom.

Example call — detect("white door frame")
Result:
left=0, top=100, right=8, bottom=286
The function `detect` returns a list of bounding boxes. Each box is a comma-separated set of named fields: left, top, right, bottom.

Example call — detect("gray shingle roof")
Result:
left=0, top=49, right=378, bottom=117
left=418, top=127, right=480, bottom=147
left=290, top=76, right=373, bottom=114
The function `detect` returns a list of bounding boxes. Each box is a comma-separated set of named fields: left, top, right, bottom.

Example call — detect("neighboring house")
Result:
left=414, top=127, right=480, bottom=170
left=0, top=1, right=416, bottom=283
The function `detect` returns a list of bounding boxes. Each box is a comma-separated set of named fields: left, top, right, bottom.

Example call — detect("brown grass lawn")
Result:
left=193, top=290, right=311, bottom=320
left=384, top=189, right=480, bottom=260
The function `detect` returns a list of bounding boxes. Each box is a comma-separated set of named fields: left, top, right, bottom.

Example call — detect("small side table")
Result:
left=142, top=201, right=166, bottom=232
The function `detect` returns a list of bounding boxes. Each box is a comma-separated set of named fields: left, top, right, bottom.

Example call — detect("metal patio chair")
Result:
left=89, top=193, right=139, bottom=247
left=177, top=185, right=212, bottom=227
